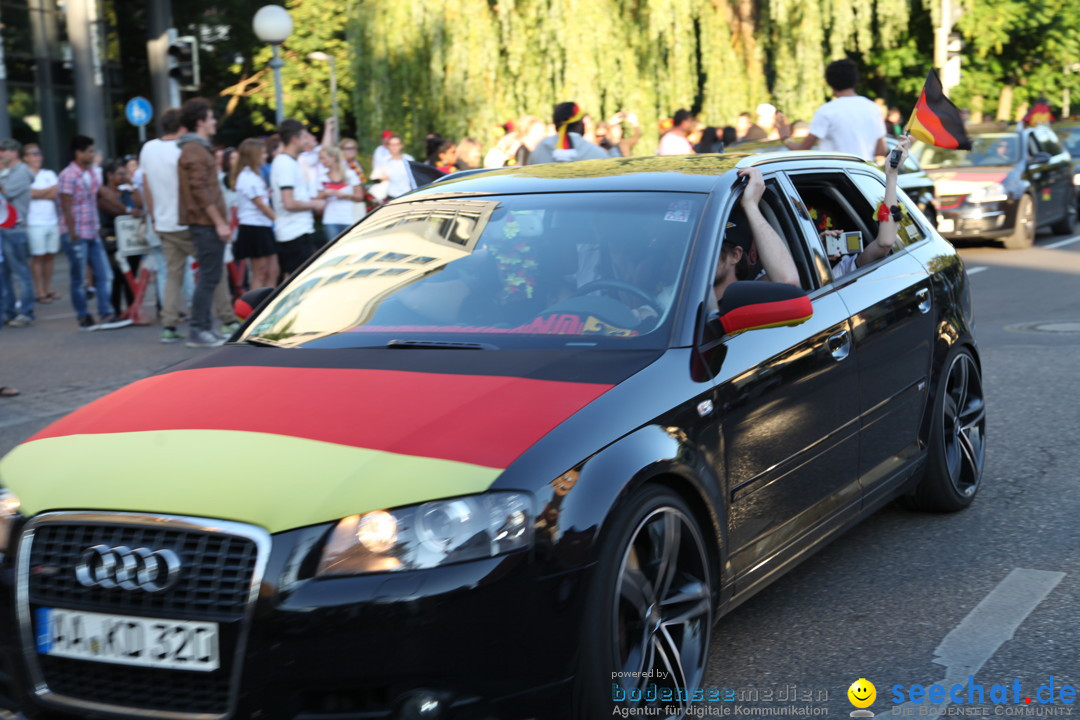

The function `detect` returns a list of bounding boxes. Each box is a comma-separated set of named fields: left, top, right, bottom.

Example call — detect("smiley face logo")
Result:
left=848, top=678, right=877, bottom=709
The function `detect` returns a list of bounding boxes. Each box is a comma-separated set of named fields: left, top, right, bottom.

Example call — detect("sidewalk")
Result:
left=0, top=251, right=231, bottom=451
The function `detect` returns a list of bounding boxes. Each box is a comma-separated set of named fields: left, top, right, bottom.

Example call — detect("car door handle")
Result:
left=827, top=330, right=851, bottom=361
left=916, top=288, right=932, bottom=314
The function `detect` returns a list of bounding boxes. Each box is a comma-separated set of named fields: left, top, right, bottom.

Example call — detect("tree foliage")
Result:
left=209, top=0, right=1080, bottom=156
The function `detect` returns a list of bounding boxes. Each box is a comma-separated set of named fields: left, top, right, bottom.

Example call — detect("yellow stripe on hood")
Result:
left=1, top=430, right=503, bottom=533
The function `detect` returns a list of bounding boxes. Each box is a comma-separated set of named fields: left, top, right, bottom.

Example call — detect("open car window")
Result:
left=847, top=172, right=927, bottom=249
left=242, top=192, right=704, bottom=350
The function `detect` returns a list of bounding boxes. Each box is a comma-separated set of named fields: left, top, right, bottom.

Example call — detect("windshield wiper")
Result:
left=386, top=339, right=497, bottom=350
left=243, top=337, right=287, bottom=348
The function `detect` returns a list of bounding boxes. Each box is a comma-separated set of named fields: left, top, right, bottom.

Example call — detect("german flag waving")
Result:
left=906, top=70, right=972, bottom=150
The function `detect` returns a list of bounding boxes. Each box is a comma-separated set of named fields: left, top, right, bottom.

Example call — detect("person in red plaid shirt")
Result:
left=58, top=135, right=129, bottom=331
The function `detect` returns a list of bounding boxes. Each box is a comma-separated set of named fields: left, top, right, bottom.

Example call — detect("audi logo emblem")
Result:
left=75, top=545, right=182, bottom=593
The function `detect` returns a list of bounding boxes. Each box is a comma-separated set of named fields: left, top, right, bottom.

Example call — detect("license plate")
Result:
left=938, top=218, right=955, bottom=233
left=35, top=608, right=219, bottom=671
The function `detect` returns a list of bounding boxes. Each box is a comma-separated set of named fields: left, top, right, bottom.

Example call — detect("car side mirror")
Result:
left=1028, top=151, right=1052, bottom=166
left=709, top=281, right=812, bottom=336
left=234, top=287, right=274, bottom=321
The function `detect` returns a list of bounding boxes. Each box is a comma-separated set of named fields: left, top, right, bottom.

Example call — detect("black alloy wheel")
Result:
left=1003, top=194, right=1036, bottom=249
left=575, top=486, right=714, bottom=719
left=907, top=346, right=986, bottom=511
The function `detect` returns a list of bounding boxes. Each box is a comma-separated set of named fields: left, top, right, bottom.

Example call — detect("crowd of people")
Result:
left=0, top=58, right=902, bottom=368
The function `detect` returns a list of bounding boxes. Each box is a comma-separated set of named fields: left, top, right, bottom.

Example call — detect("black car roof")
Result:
left=399, top=152, right=871, bottom=200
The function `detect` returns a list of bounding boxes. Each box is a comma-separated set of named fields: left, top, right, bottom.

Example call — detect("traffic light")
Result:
left=943, top=32, right=963, bottom=90
left=168, top=35, right=200, bottom=91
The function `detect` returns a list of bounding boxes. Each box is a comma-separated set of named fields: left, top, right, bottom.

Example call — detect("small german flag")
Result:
left=906, top=70, right=972, bottom=150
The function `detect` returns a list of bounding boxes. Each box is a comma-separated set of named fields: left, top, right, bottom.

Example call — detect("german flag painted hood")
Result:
left=1, top=347, right=660, bottom=533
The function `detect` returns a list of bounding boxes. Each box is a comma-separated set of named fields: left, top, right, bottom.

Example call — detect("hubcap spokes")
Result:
left=942, top=354, right=985, bottom=496
left=613, top=508, right=711, bottom=714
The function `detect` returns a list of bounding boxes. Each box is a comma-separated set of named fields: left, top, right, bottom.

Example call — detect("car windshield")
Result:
left=916, top=134, right=1020, bottom=169
left=1056, top=126, right=1080, bottom=157
left=242, top=192, right=703, bottom=350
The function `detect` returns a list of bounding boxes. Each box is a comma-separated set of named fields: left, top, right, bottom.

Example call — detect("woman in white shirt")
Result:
left=371, top=135, right=415, bottom=201
left=316, top=145, right=361, bottom=244
left=23, top=143, right=62, bottom=303
left=229, top=139, right=278, bottom=289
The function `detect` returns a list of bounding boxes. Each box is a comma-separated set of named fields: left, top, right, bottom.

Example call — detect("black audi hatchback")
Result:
left=0, top=153, right=985, bottom=720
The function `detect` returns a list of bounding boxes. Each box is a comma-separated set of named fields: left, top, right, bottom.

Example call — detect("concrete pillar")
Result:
left=65, top=0, right=109, bottom=155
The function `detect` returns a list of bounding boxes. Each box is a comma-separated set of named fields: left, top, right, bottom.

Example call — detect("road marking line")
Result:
left=966, top=266, right=988, bottom=275
left=1044, top=234, right=1080, bottom=249
left=880, top=568, right=1065, bottom=718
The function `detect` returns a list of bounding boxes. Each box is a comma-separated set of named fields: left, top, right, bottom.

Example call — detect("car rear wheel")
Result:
left=1002, top=194, right=1036, bottom=249
left=1050, top=190, right=1077, bottom=235
left=575, top=486, right=713, bottom=719
left=906, top=346, right=986, bottom=512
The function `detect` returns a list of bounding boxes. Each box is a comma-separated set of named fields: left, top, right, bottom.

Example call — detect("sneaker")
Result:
left=160, top=327, right=182, bottom=343
left=7, top=314, right=33, bottom=328
left=186, top=330, right=225, bottom=348
left=98, top=314, right=133, bottom=330
left=219, top=321, right=241, bottom=336
left=78, top=315, right=99, bottom=331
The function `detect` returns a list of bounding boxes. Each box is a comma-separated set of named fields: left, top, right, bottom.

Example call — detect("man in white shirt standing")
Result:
left=271, top=119, right=325, bottom=277
left=657, top=109, right=697, bottom=156
left=780, top=59, right=886, bottom=162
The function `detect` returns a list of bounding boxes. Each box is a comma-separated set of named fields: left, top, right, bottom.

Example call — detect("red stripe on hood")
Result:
left=29, top=366, right=614, bottom=469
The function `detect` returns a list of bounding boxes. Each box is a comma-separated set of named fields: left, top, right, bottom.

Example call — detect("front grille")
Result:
left=38, top=655, right=232, bottom=715
left=28, top=522, right=257, bottom=620
left=19, top=516, right=267, bottom=718
left=939, top=194, right=966, bottom=209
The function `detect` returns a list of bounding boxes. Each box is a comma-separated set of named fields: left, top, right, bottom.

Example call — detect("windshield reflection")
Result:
left=243, top=192, right=703, bottom=350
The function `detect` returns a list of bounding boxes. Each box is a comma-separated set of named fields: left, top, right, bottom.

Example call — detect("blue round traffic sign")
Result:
left=125, top=97, right=153, bottom=127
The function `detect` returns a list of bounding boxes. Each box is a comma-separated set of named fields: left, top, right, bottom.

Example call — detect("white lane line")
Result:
left=966, top=266, right=988, bottom=275
left=1044, top=234, right=1080, bottom=249
left=879, top=568, right=1065, bottom=718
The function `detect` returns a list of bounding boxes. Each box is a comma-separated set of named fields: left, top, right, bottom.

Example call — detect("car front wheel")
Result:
left=907, top=346, right=986, bottom=512
left=575, top=486, right=714, bottom=719
left=1002, top=194, right=1036, bottom=249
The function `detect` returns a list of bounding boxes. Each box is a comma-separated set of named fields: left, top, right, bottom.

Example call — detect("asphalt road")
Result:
left=1, top=228, right=1078, bottom=719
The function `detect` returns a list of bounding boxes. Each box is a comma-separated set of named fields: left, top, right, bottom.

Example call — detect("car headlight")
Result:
left=1073, top=173, right=1080, bottom=186
left=0, top=487, right=22, bottom=556
left=967, top=183, right=1008, bottom=203
left=316, top=492, right=534, bottom=576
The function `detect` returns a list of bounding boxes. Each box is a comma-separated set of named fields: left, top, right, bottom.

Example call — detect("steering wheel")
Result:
left=572, top=279, right=662, bottom=315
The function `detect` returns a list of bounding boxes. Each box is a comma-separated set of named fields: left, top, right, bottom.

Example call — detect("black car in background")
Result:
left=730, top=137, right=939, bottom=226
left=1052, top=120, right=1080, bottom=209
left=0, top=153, right=985, bottom=720
left=914, top=122, right=1076, bottom=248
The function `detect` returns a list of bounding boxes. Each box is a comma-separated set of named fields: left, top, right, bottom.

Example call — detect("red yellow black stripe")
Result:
left=30, top=366, right=616, bottom=470
left=907, top=70, right=972, bottom=151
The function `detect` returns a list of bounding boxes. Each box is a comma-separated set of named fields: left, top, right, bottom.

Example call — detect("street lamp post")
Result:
left=307, top=51, right=338, bottom=143
left=253, top=5, right=293, bottom=127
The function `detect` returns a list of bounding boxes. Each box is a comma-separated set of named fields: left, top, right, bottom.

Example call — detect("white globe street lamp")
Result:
left=253, top=5, right=293, bottom=126
left=307, top=52, right=339, bottom=144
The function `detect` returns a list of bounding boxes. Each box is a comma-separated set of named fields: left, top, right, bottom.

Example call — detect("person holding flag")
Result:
left=527, top=102, right=609, bottom=164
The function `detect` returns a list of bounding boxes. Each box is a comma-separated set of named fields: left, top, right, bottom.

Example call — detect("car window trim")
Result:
left=847, top=169, right=934, bottom=253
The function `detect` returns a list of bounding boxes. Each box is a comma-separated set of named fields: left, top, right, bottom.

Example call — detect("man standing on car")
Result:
left=779, top=59, right=887, bottom=162
left=177, top=97, right=232, bottom=348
